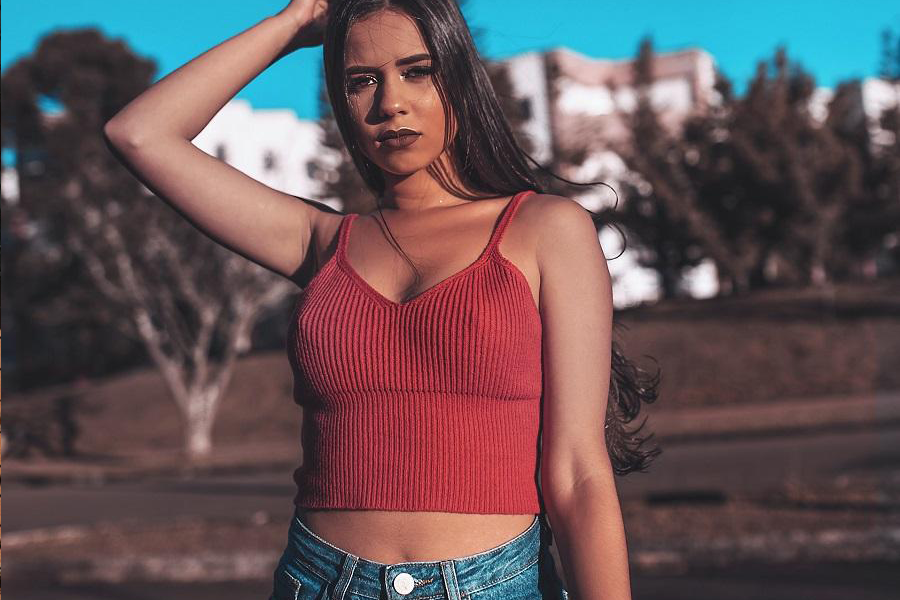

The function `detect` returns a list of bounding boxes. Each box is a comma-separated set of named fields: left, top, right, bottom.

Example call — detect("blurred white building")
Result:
left=192, top=98, right=342, bottom=211
left=859, top=77, right=900, bottom=147
left=1, top=164, right=20, bottom=204
left=191, top=79, right=715, bottom=308
left=6, top=53, right=896, bottom=309
left=498, top=49, right=900, bottom=306
left=499, top=47, right=721, bottom=307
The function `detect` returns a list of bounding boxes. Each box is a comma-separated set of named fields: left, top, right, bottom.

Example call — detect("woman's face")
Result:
left=343, top=9, right=455, bottom=177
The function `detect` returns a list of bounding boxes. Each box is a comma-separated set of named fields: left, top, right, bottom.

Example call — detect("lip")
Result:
left=376, top=127, right=420, bottom=141
left=375, top=130, right=422, bottom=150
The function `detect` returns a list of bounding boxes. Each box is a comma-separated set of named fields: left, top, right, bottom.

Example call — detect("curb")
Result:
left=648, top=390, right=900, bottom=443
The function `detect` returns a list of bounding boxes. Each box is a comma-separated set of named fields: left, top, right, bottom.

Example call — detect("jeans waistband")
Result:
left=283, top=509, right=548, bottom=599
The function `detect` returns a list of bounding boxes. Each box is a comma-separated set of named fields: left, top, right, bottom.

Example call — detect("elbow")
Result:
left=541, top=457, right=619, bottom=512
left=103, top=118, right=145, bottom=151
left=543, top=476, right=618, bottom=522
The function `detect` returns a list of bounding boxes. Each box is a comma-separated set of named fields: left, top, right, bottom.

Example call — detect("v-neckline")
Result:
left=336, top=191, right=530, bottom=309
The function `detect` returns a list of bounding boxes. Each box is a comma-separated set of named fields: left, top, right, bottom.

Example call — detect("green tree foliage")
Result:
left=2, top=29, right=294, bottom=459
left=826, top=80, right=900, bottom=278
left=879, top=27, right=900, bottom=82
left=619, top=38, right=883, bottom=295
left=617, top=37, right=736, bottom=298
left=1, top=29, right=157, bottom=388
left=702, top=47, right=864, bottom=287
left=877, top=104, right=900, bottom=270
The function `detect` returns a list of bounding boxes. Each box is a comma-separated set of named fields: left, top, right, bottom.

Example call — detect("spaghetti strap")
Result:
left=488, top=190, right=535, bottom=254
left=336, top=213, right=356, bottom=261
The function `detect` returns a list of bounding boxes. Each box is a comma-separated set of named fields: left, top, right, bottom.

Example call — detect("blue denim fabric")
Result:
left=269, top=509, right=570, bottom=600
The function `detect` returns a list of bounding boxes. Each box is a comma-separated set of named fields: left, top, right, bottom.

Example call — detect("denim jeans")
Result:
left=269, top=509, right=570, bottom=600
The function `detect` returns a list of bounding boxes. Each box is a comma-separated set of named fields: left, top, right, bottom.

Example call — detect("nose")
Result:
left=377, top=73, right=409, bottom=118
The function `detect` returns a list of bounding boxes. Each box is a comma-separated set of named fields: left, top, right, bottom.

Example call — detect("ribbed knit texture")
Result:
left=286, top=190, right=542, bottom=514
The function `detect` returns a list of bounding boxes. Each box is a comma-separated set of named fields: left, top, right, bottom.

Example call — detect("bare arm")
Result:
left=536, top=196, right=632, bottom=600
left=103, top=1, right=333, bottom=282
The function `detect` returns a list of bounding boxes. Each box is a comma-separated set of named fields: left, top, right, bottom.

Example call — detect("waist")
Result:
left=294, top=509, right=538, bottom=564
left=282, top=507, right=551, bottom=600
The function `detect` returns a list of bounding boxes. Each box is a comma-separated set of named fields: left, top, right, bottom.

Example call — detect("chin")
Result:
left=375, top=154, right=441, bottom=176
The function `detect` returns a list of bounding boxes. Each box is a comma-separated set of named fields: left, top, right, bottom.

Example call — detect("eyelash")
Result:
left=346, top=66, right=435, bottom=93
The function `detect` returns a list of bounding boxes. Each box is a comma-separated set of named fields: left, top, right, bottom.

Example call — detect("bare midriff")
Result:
left=296, top=509, right=537, bottom=563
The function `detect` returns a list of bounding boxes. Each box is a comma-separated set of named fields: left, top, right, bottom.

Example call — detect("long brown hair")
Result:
left=322, top=0, right=662, bottom=475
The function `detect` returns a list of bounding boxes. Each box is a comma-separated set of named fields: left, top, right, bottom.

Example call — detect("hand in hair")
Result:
left=279, top=0, right=330, bottom=50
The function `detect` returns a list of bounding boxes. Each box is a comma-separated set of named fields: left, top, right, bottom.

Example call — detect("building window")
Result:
left=263, top=150, right=277, bottom=171
left=518, top=97, right=532, bottom=120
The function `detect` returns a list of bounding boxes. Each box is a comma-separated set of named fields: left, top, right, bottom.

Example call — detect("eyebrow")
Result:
left=345, top=53, right=432, bottom=75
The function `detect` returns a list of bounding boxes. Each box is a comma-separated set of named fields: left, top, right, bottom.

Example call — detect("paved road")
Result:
left=6, top=425, right=898, bottom=533
left=6, top=426, right=898, bottom=599
left=618, top=423, right=898, bottom=500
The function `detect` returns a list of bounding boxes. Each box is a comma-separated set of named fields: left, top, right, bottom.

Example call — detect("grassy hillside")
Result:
left=6, top=276, right=899, bottom=461
left=617, top=276, right=900, bottom=409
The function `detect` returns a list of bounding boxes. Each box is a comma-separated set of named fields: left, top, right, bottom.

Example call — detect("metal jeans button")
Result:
left=393, top=571, right=415, bottom=595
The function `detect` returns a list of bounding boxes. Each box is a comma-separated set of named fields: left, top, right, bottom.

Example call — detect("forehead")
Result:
left=344, top=10, right=429, bottom=67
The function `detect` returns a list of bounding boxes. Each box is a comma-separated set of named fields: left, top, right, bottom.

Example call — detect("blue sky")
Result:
left=2, top=1, right=898, bottom=120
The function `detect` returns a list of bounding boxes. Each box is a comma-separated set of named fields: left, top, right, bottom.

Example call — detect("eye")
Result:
left=345, top=66, right=435, bottom=93
left=346, top=75, right=376, bottom=93
left=403, top=65, right=434, bottom=79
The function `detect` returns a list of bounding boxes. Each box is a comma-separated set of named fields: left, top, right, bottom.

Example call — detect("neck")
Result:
left=378, top=154, right=477, bottom=213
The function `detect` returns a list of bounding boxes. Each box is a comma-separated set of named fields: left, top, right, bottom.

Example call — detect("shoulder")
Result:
left=518, top=192, right=597, bottom=234
left=517, top=193, right=601, bottom=269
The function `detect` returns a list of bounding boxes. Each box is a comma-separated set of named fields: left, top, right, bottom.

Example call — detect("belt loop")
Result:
left=440, top=560, right=463, bottom=600
left=331, top=552, right=359, bottom=600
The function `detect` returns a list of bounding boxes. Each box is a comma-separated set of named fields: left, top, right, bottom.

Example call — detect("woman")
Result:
left=104, top=1, right=661, bottom=598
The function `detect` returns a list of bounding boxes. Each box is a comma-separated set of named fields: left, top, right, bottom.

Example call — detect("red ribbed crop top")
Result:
left=286, top=189, right=542, bottom=514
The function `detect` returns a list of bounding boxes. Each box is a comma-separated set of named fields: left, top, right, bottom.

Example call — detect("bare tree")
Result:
left=2, top=28, right=295, bottom=460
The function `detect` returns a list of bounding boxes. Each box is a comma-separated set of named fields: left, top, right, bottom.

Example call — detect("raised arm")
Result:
left=103, top=1, right=333, bottom=284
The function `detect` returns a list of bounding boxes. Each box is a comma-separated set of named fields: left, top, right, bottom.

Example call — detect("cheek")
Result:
left=346, top=98, right=373, bottom=152
left=347, top=97, right=364, bottom=129
left=414, top=89, right=450, bottom=140
left=418, top=89, right=443, bottom=119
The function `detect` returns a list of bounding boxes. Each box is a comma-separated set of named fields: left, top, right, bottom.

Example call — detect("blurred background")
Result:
left=2, top=1, right=899, bottom=598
